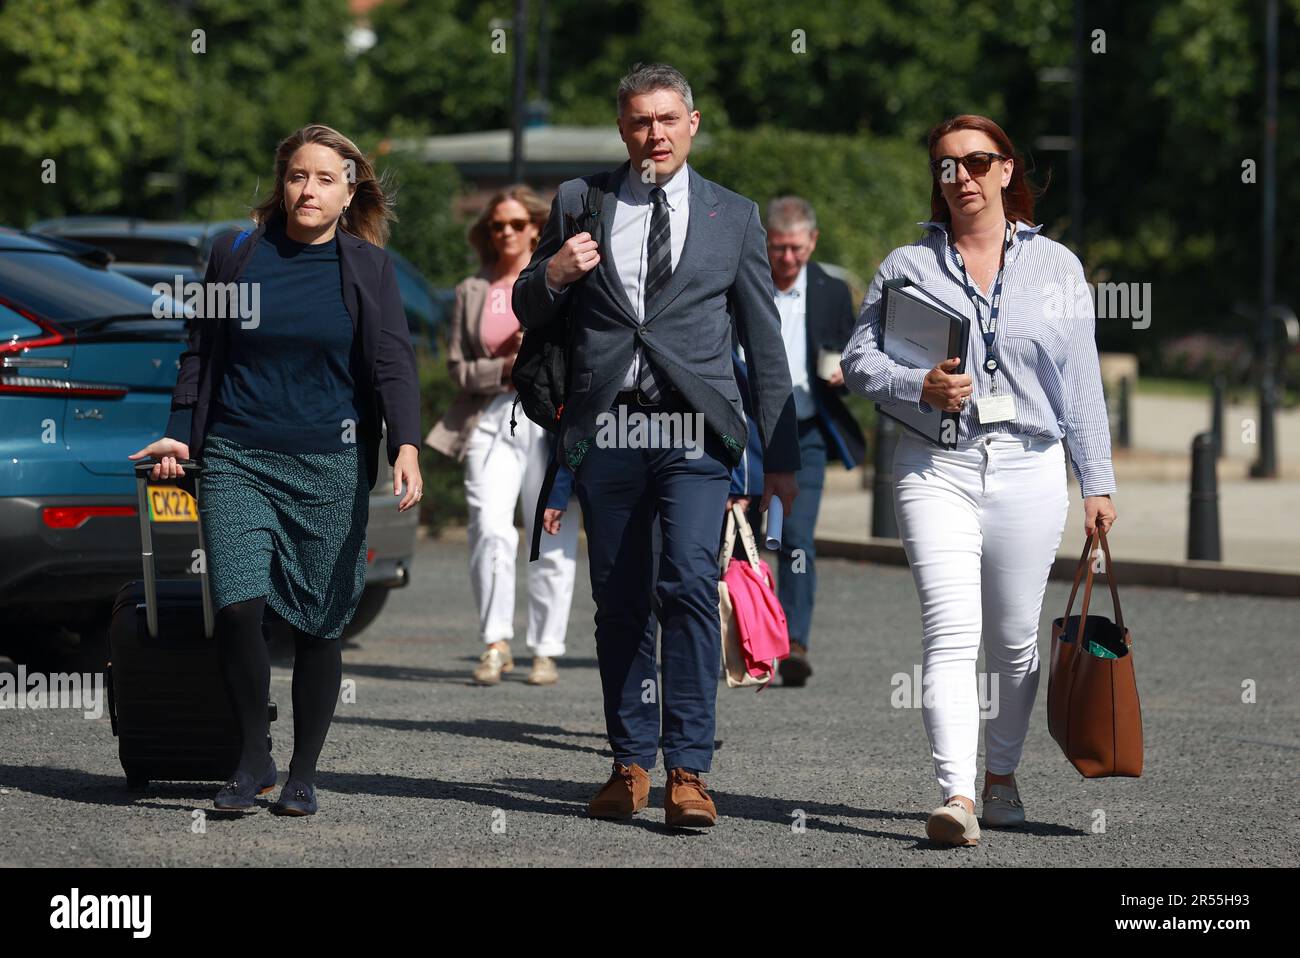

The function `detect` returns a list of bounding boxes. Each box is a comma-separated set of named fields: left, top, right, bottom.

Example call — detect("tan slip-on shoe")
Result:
left=587, top=763, right=650, bottom=819
left=472, top=645, right=514, bottom=685
left=664, top=768, right=717, bottom=827
left=926, top=799, right=981, bottom=846
left=526, top=655, right=559, bottom=686
left=980, top=781, right=1026, bottom=828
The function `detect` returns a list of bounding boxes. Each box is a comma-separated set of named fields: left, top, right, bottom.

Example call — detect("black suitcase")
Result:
left=105, top=461, right=276, bottom=791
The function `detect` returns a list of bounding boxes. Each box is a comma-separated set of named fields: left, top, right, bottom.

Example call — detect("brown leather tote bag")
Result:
left=1048, top=528, right=1144, bottom=778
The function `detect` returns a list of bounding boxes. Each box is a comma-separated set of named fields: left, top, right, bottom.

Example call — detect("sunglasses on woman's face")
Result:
left=930, top=151, right=1009, bottom=180
left=490, top=218, right=530, bottom=234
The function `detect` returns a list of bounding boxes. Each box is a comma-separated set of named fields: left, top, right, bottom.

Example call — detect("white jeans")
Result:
left=893, top=430, right=1069, bottom=803
left=463, top=392, right=578, bottom=657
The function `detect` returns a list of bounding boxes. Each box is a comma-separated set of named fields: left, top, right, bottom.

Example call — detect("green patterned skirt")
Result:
left=199, top=433, right=369, bottom=640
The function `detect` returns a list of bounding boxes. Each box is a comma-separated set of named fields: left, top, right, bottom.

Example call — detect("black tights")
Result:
left=214, top=597, right=342, bottom=785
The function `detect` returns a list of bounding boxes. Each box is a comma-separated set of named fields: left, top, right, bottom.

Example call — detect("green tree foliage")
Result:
left=357, top=0, right=517, bottom=133
left=170, top=0, right=361, bottom=219
left=0, top=0, right=361, bottom=224
left=5, top=0, right=1296, bottom=367
left=1075, top=1, right=1300, bottom=357
left=691, top=127, right=932, bottom=282
left=373, top=128, right=473, bottom=287
left=0, top=0, right=176, bottom=221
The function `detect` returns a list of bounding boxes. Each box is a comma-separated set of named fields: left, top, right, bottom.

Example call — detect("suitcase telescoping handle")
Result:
left=133, top=461, right=214, bottom=640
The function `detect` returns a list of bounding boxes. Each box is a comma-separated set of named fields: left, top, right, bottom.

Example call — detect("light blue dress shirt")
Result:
left=841, top=220, right=1116, bottom=498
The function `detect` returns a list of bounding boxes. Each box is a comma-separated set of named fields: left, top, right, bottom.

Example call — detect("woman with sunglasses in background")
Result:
left=841, top=115, right=1116, bottom=846
left=427, top=186, right=579, bottom=687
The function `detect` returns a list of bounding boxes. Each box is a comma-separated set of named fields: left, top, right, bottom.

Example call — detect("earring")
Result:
left=341, top=205, right=349, bottom=214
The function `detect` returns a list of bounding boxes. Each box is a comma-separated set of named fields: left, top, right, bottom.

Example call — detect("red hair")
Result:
left=927, top=115, right=1041, bottom=226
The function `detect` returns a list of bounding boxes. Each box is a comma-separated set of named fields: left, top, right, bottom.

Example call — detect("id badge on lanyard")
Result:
left=953, top=222, right=1017, bottom=425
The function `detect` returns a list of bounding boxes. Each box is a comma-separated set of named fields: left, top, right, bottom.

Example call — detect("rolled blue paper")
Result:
left=764, top=499, right=784, bottom=551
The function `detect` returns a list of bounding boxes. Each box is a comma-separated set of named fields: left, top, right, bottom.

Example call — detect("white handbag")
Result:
left=717, top=503, right=777, bottom=689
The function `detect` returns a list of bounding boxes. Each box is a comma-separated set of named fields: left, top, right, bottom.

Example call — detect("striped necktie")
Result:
left=638, top=186, right=671, bottom=402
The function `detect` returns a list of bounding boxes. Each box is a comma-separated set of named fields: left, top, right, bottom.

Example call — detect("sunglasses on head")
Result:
left=490, top=218, right=530, bottom=233
left=929, top=151, right=1009, bottom=179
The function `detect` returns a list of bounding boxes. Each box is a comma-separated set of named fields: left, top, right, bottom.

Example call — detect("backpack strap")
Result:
left=528, top=452, right=561, bottom=563
left=584, top=178, right=605, bottom=219
left=553, top=170, right=609, bottom=401
left=578, top=172, right=609, bottom=236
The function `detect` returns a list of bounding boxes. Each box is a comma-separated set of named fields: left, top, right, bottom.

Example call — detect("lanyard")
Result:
left=951, top=221, right=1013, bottom=391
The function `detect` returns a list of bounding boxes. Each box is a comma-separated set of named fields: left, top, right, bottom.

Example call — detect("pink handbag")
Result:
left=718, top=503, right=790, bottom=688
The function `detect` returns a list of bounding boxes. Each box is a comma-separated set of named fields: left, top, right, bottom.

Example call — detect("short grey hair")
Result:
left=617, top=62, right=694, bottom=116
left=767, top=196, right=818, bottom=234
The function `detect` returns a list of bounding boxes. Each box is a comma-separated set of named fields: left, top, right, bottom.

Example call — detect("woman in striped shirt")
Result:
left=842, top=114, right=1117, bottom=847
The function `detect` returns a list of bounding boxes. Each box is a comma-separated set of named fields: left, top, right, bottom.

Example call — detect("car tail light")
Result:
left=366, top=549, right=376, bottom=564
left=0, top=297, right=127, bottom=398
left=42, top=505, right=138, bottom=529
left=0, top=297, right=66, bottom=353
left=0, top=296, right=67, bottom=353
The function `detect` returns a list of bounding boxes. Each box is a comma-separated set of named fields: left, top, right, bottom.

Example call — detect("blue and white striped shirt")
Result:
left=841, top=220, right=1116, bottom=497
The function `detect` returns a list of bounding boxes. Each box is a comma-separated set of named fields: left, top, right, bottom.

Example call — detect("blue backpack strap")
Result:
left=231, top=229, right=251, bottom=254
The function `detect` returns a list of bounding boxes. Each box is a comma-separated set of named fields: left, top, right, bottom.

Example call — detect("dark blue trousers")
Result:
left=574, top=405, right=730, bottom=773
left=771, top=417, right=826, bottom=648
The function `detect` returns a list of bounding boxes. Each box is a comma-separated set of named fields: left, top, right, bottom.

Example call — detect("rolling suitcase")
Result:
left=105, top=461, right=276, bottom=791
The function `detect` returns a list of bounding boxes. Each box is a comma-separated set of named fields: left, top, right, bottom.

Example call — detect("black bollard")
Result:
left=1187, top=431, right=1221, bottom=561
left=871, top=416, right=899, bottom=539
left=1251, top=374, right=1279, bottom=478
left=1117, top=376, right=1131, bottom=449
left=1210, top=375, right=1225, bottom=459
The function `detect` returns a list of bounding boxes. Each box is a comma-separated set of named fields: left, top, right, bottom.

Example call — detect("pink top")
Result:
left=480, top=278, right=521, bottom=357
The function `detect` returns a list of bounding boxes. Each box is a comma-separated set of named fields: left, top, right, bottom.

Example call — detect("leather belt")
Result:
left=613, top=388, right=680, bottom=408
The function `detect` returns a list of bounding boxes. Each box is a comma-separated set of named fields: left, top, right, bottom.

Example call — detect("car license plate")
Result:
left=147, top=485, right=198, bottom=523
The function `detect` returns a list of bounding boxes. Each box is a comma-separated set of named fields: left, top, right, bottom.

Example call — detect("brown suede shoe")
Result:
left=587, top=763, right=650, bottom=820
left=779, top=641, right=812, bottom=687
left=664, top=768, right=717, bottom=827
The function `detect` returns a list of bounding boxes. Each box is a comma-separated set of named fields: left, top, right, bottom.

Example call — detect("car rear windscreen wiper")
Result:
left=22, top=231, right=115, bottom=268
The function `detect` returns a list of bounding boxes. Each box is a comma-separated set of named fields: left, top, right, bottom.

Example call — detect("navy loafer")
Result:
left=271, top=778, right=318, bottom=816
left=213, top=757, right=278, bottom=811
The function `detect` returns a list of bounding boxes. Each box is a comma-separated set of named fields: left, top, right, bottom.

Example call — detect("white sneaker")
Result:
left=926, top=800, right=980, bottom=846
left=526, top=655, right=559, bottom=686
left=472, top=645, right=514, bottom=685
left=980, top=783, right=1025, bottom=828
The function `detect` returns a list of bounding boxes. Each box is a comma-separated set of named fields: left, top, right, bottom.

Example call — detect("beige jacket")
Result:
left=424, top=273, right=515, bottom=461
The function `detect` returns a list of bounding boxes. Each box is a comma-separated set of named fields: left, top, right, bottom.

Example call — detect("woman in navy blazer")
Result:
left=130, top=124, right=422, bottom=816
left=140, top=167, right=423, bottom=495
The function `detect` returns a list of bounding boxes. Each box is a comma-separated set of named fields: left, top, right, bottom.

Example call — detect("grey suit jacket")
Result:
left=513, top=160, right=801, bottom=475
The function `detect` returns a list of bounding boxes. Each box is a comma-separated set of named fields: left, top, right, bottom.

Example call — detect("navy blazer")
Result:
left=802, top=261, right=868, bottom=468
left=165, top=216, right=422, bottom=491
left=728, top=263, right=867, bottom=492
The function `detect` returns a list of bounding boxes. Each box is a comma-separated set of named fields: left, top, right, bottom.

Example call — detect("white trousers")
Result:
left=893, top=431, right=1069, bottom=803
left=463, top=392, right=578, bottom=657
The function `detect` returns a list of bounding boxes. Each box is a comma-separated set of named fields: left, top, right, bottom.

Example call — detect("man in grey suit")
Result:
left=514, top=62, right=800, bottom=827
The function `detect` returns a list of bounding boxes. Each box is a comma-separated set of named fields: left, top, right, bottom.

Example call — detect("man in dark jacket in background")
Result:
left=748, top=196, right=866, bottom=687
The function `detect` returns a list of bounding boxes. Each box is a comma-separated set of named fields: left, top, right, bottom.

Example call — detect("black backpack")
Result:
left=510, top=174, right=608, bottom=435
